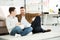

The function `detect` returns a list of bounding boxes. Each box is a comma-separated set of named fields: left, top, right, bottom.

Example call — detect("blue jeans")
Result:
left=10, top=26, right=33, bottom=36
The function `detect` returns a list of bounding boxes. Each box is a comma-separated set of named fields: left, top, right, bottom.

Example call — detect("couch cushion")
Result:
left=0, top=20, right=6, bottom=27
left=0, top=16, right=5, bottom=21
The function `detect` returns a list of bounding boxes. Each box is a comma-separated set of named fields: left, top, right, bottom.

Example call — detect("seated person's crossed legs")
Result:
left=10, top=26, right=33, bottom=36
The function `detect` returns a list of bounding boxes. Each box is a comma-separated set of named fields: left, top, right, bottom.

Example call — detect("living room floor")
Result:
left=0, top=25, right=60, bottom=40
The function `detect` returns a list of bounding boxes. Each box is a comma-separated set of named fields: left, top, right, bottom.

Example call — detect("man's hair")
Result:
left=9, top=7, right=15, bottom=14
left=20, top=7, right=24, bottom=9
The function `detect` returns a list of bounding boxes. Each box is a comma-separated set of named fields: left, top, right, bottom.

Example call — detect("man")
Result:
left=6, top=7, right=33, bottom=36
left=16, top=7, right=51, bottom=34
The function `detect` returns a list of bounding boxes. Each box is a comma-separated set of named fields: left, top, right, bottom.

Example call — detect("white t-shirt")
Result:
left=21, top=16, right=31, bottom=27
left=6, top=16, right=18, bottom=33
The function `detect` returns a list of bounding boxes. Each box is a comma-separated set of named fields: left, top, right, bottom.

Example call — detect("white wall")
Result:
left=0, top=0, right=24, bottom=6
left=0, top=7, right=5, bottom=17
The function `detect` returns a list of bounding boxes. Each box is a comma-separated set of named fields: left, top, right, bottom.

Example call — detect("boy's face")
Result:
left=12, top=10, right=17, bottom=16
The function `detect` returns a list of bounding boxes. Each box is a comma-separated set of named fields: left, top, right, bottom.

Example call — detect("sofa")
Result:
left=0, top=16, right=8, bottom=35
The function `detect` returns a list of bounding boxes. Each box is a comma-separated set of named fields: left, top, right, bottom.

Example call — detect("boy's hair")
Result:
left=20, top=7, right=24, bottom=9
left=9, top=7, right=15, bottom=14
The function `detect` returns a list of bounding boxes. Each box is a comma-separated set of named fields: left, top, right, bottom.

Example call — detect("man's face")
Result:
left=12, top=10, right=17, bottom=16
left=20, top=8, right=25, bottom=14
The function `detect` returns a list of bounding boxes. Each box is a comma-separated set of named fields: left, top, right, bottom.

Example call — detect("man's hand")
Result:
left=16, top=22, right=21, bottom=25
left=37, top=13, right=42, bottom=16
left=38, top=13, right=43, bottom=16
